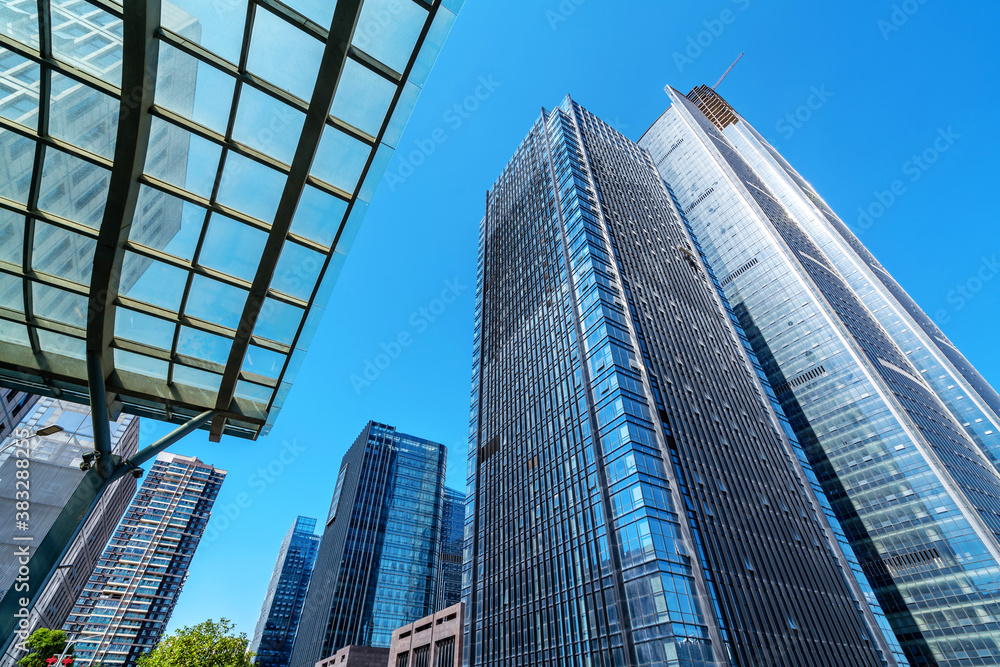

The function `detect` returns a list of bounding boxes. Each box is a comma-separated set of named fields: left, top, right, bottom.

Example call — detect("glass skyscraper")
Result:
left=639, top=85, right=1000, bottom=666
left=289, top=421, right=448, bottom=667
left=63, top=452, right=226, bottom=667
left=251, top=516, right=321, bottom=667
left=436, top=487, right=465, bottom=610
left=464, top=96, right=908, bottom=667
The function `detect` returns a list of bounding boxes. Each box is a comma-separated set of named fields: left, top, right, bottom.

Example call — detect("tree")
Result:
left=18, top=629, right=73, bottom=667
left=136, top=619, right=253, bottom=667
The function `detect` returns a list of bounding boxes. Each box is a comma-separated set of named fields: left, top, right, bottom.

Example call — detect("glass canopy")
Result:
left=0, top=0, right=461, bottom=439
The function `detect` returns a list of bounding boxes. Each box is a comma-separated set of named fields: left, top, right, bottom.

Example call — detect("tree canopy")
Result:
left=136, top=619, right=254, bottom=667
left=18, top=628, right=73, bottom=667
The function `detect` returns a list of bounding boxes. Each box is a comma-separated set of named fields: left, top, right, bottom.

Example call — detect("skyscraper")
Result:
left=63, top=452, right=226, bottom=667
left=464, top=96, right=910, bottom=667
left=290, top=422, right=448, bottom=667
left=251, top=516, right=321, bottom=667
left=436, top=487, right=465, bottom=609
left=0, top=397, right=138, bottom=667
left=639, top=85, right=1000, bottom=666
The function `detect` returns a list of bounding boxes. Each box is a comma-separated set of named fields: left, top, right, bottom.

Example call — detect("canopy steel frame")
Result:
left=209, top=0, right=366, bottom=440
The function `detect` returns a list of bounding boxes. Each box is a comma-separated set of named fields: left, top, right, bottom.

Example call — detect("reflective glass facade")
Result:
left=290, top=422, right=447, bottom=667
left=640, top=86, right=1000, bottom=666
left=436, top=487, right=465, bottom=609
left=0, top=0, right=460, bottom=440
left=465, top=97, right=905, bottom=667
left=63, top=452, right=226, bottom=667
left=251, top=516, right=320, bottom=667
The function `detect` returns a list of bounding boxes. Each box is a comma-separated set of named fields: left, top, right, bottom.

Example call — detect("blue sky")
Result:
left=151, top=0, right=1000, bottom=639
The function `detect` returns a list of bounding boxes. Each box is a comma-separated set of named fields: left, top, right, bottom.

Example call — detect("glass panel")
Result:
left=352, top=0, right=427, bottom=74
left=336, top=200, right=366, bottom=254
left=0, top=319, right=29, bottom=344
left=31, top=220, right=97, bottom=285
left=232, top=86, right=305, bottom=165
left=311, top=126, right=369, bottom=192
left=0, top=273, right=24, bottom=313
left=253, top=297, right=302, bottom=345
left=216, top=152, right=286, bottom=222
left=161, top=0, right=249, bottom=64
left=176, top=326, right=232, bottom=365
left=383, top=79, right=418, bottom=149
left=114, top=308, right=175, bottom=350
left=145, top=116, right=221, bottom=199
left=409, top=6, right=456, bottom=88
left=49, top=73, right=119, bottom=159
left=32, top=282, right=86, bottom=327
left=114, top=348, right=168, bottom=379
left=38, top=329, right=85, bottom=359
left=198, top=213, right=267, bottom=282
left=155, top=39, right=236, bottom=133
left=242, top=344, right=284, bottom=379
left=0, top=48, right=40, bottom=129
left=172, top=364, right=222, bottom=393
left=235, top=379, right=272, bottom=404
left=51, top=2, right=124, bottom=87
left=315, top=251, right=347, bottom=307
left=38, top=148, right=111, bottom=229
left=246, top=10, right=323, bottom=101
left=358, top=142, right=392, bottom=203
left=270, top=241, right=323, bottom=301
left=330, top=58, right=395, bottom=137
left=184, top=274, right=247, bottom=329
left=0, top=2, right=39, bottom=48
left=0, top=209, right=25, bottom=265
left=119, top=252, right=187, bottom=311
left=288, top=185, right=347, bottom=248
left=129, top=185, right=205, bottom=260
left=0, top=130, right=35, bottom=204
left=283, top=0, right=334, bottom=27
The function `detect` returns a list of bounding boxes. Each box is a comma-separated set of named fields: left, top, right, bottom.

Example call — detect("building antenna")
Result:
left=713, top=52, right=744, bottom=89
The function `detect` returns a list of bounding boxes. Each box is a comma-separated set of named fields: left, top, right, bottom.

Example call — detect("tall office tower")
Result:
left=436, top=488, right=465, bottom=609
left=640, top=86, right=1000, bottom=666
left=290, top=422, right=447, bottom=667
left=464, top=96, right=910, bottom=667
left=0, top=398, right=138, bottom=667
left=64, top=452, right=225, bottom=667
left=251, top=516, right=321, bottom=667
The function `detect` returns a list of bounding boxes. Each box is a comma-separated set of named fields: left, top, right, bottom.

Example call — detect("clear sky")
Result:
left=151, top=0, right=1000, bottom=639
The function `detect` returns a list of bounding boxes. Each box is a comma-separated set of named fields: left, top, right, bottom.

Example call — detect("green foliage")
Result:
left=136, top=619, right=254, bottom=667
left=18, top=628, right=72, bottom=667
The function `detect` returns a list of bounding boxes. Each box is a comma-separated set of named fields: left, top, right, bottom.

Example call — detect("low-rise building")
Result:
left=387, top=603, right=463, bottom=667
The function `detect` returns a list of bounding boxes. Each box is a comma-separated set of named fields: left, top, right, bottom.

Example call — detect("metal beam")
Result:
left=210, top=0, right=366, bottom=441
left=85, top=0, right=162, bottom=414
